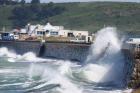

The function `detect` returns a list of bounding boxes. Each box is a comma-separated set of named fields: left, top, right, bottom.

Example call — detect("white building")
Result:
left=25, top=22, right=92, bottom=42
left=26, top=23, right=63, bottom=37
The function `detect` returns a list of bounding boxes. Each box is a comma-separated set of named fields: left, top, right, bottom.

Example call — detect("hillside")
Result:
left=1, top=2, right=140, bottom=33
left=0, top=5, right=14, bottom=30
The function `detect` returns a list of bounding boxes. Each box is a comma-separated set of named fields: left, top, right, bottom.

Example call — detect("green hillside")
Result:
left=1, top=2, right=140, bottom=33
left=0, top=5, right=14, bottom=30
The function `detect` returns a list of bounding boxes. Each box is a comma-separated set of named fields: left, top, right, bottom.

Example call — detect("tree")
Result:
left=48, top=2, right=54, bottom=7
left=11, top=6, right=33, bottom=27
left=31, top=0, right=40, bottom=4
left=20, top=0, right=25, bottom=5
left=11, top=1, right=66, bottom=28
left=30, top=0, right=41, bottom=17
left=0, top=0, right=19, bottom=5
left=0, top=0, right=5, bottom=5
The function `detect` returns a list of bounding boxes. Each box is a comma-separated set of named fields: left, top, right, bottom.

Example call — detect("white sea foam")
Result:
left=0, top=47, right=46, bottom=62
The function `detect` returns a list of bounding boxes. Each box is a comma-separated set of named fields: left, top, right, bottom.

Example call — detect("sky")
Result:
left=26, top=0, right=140, bottom=3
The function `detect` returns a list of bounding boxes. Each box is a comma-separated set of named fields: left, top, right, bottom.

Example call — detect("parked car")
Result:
left=13, top=35, right=19, bottom=40
left=1, top=33, right=14, bottom=40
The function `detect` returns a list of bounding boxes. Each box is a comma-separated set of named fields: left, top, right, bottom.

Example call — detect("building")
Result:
left=24, top=22, right=92, bottom=42
left=25, top=23, right=63, bottom=37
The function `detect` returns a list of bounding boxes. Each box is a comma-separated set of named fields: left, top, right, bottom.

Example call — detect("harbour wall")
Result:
left=44, top=42, right=90, bottom=62
left=124, top=47, right=140, bottom=89
left=122, top=48, right=134, bottom=88
left=122, top=45, right=140, bottom=89
left=0, top=41, right=90, bottom=62
left=0, top=41, right=41, bottom=55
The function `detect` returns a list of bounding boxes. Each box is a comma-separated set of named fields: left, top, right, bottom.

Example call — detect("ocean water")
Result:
left=0, top=27, right=132, bottom=93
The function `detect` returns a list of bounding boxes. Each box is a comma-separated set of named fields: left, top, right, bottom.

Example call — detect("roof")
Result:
left=44, top=23, right=56, bottom=30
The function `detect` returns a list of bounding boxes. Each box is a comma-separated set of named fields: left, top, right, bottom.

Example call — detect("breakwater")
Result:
left=0, top=41, right=41, bottom=55
left=122, top=48, right=134, bottom=88
left=0, top=41, right=90, bottom=62
left=125, top=46, right=140, bottom=89
left=122, top=44, right=140, bottom=89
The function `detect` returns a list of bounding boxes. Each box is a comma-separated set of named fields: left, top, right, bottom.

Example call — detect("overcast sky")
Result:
left=26, top=0, right=140, bottom=3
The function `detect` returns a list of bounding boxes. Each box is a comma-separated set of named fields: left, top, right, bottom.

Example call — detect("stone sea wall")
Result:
left=122, top=46, right=140, bottom=89
left=126, top=48, right=140, bottom=88
left=44, top=42, right=90, bottom=62
left=122, top=49, right=134, bottom=88
left=0, top=41, right=90, bottom=62
left=0, top=41, right=41, bottom=55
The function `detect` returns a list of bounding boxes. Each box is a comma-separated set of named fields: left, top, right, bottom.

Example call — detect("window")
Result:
left=50, top=32, right=58, bottom=35
left=2, top=33, right=9, bottom=36
left=81, top=35, right=86, bottom=40
left=37, top=31, right=45, bottom=35
left=68, top=33, right=74, bottom=37
left=37, top=31, right=40, bottom=35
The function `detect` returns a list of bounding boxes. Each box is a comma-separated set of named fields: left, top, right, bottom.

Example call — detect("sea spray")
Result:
left=0, top=47, right=46, bottom=62
left=82, top=27, right=126, bottom=86
left=0, top=47, right=17, bottom=58
left=86, top=27, right=121, bottom=63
